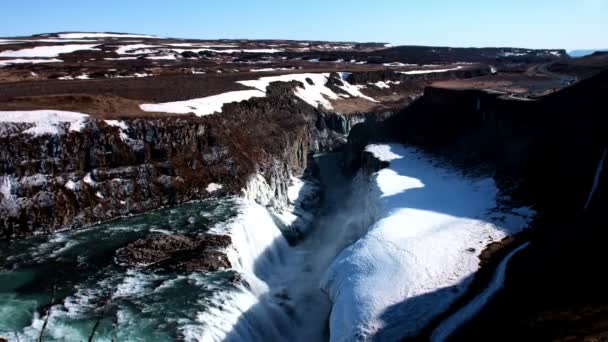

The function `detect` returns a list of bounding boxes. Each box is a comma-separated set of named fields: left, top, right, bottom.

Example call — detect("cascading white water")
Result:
left=196, top=152, right=376, bottom=342
left=584, top=148, right=607, bottom=210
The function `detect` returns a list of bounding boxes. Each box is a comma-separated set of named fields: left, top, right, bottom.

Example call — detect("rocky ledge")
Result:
left=115, top=233, right=232, bottom=272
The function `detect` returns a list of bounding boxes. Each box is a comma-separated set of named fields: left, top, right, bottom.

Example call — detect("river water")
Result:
left=0, top=152, right=357, bottom=342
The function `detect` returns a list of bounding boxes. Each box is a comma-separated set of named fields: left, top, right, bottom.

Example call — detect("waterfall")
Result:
left=584, top=148, right=607, bottom=210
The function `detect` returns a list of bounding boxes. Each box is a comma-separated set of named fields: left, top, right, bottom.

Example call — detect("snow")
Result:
left=0, top=44, right=100, bottom=58
left=383, top=62, right=417, bottom=67
left=0, top=58, right=62, bottom=67
left=371, top=80, right=401, bottom=89
left=57, top=33, right=161, bottom=39
left=103, top=57, right=138, bottom=61
left=238, top=72, right=375, bottom=110
left=206, top=183, right=224, bottom=193
left=172, top=48, right=283, bottom=54
left=250, top=67, right=295, bottom=72
left=399, top=66, right=463, bottom=75
left=0, top=175, right=13, bottom=201
left=104, top=120, right=128, bottom=130
left=0, top=110, right=89, bottom=136
left=499, top=51, right=528, bottom=57
left=83, top=173, right=95, bottom=186
left=167, top=43, right=237, bottom=48
left=64, top=180, right=76, bottom=191
left=114, top=44, right=160, bottom=55
left=145, top=55, right=177, bottom=60
left=336, top=73, right=377, bottom=102
left=430, top=242, right=530, bottom=341
left=141, top=72, right=378, bottom=116
left=115, top=44, right=283, bottom=56
left=140, top=90, right=266, bottom=116
left=584, top=148, right=607, bottom=210
left=320, top=144, right=534, bottom=341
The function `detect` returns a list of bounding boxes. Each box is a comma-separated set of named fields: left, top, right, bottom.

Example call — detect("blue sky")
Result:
left=1, top=0, right=606, bottom=50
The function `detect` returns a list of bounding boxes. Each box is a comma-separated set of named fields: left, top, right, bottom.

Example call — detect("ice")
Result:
left=0, top=110, right=89, bottom=136
left=321, top=144, right=533, bottom=341
left=0, top=44, right=100, bottom=57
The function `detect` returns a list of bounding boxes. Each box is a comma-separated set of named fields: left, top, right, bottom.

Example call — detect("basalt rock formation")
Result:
left=0, top=81, right=355, bottom=238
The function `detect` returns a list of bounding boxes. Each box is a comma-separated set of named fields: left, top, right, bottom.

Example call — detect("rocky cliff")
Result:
left=0, top=81, right=352, bottom=238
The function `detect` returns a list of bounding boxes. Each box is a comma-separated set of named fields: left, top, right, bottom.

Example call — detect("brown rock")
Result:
left=116, top=233, right=232, bottom=272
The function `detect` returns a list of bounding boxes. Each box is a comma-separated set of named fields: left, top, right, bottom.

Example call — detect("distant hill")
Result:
left=569, top=49, right=608, bottom=58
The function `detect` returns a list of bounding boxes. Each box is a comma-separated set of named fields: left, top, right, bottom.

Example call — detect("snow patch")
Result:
left=0, top=44, right=100, bottom=58
left=371, top=80, right=401, bottom=89
left=399, top=66, right=463, bottom=75
left=64, top=180, right=76, bottom=191
left=0, top=58, right=62, bottom=67
left=140, top=90, right=266, bottom=116
left=0, top=110, right=89, bottom=136
left=250, top=67, right=295, bottom=72
left=239, top=72, right=375, bottom=110
left=103, top=56, right=138, bottom=61
left=206, top=183, right=224, bottom=193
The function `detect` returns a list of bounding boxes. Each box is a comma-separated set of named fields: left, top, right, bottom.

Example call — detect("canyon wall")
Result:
left=0, top=82, right=345, bottom=238
left=346, top=70, right=608, bottom=213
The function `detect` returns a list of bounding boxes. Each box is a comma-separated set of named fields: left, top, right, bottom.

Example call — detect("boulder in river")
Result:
left=115, top=233, right=232, bottom=272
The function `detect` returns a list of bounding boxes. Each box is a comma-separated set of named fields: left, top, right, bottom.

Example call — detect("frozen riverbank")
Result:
left=321, top=144, right=534, bottom=341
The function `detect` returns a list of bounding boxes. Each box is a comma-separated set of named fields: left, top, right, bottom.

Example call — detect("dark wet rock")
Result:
left=115, top=233, right=232, bottom=272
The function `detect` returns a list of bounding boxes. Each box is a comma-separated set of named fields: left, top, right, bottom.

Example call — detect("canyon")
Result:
left=0, top=32, right=607, bottom=341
